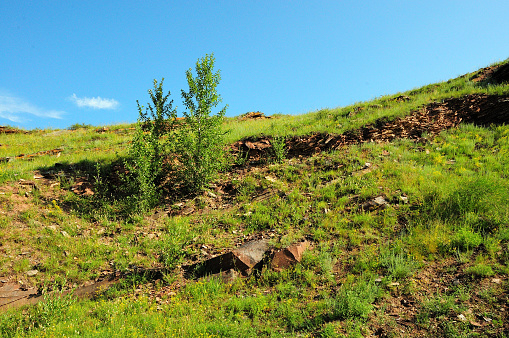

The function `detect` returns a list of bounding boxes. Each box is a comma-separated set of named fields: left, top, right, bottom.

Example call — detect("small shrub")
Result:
left=417, top=294, right=458, bottom=324
left=270, top=136, right=287, bottom=163
left=378, top=247, right=418, bottom=280
left=450, top=227, right=483, bottom=252
left=68, top=123, right=93, bottom=130
left=329, top=276, right=381, bottom=320
left=465, top=263, right=494, bottom=277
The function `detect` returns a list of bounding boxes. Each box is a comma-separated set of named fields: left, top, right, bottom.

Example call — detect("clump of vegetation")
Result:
left=121, top=54, right=228, bottom=212
left=270, top=135, right=287, bottom=163
left=67, top=123, right=93, bottom=130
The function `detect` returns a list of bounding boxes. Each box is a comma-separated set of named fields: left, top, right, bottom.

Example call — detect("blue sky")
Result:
left=1, top=1, right=508, bottom=130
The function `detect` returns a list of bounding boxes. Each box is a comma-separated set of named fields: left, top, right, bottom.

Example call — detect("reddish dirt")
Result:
left=471, top=62, right=509, bottom=84
left=0, top=126, right=26, bottom=134
left=232, top=94, right=509, bottom=163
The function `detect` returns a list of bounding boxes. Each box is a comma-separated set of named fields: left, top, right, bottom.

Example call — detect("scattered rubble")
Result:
left=361, top=196, right=389, bottom=211
left=190, top=239, right=311, bottom=281
left=95, top=127, right=109, bottom=133
left=232, top=94, right=509, bottom=164
left=471, top=62, right=509, bottom=84
left=141, top=118, right=186, bottom=133
left=0, top=126, right=26, bottom=134
left=0, top=148, right=62, bottom=163
left=240, top=111, right=270, bottom=120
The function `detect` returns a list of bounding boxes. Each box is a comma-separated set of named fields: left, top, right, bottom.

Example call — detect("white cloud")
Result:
left=70, top=93, right=119, bottom=109
left=0, top=94, right=65, bottom=123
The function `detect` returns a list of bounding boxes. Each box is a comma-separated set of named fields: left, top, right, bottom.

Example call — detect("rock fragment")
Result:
left=271, top=241, right=309, bottom=272
left=193, top=239, right=269, bottom=276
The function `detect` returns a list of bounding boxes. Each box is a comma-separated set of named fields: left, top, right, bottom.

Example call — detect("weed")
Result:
left=378, top=247, right=418, bottom=280
left=469, top=263, right=495, bottom=277
left=417, top=294, right=460, bottom=324
left=270, top=135, right=287, bottom=163
left=329, top=275, right=382, bottom=320
left=450, top=226, right=483, bottom=252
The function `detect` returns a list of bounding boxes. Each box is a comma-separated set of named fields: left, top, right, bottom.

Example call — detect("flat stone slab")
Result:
left=0, top=274, right=120, bottom=312
left=0, top=282, right=40, bottom=310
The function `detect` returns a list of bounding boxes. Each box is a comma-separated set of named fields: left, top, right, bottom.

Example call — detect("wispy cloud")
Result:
left=70, top=93, right=119, bottom=109
left=0, top=94, right=65, bottom=123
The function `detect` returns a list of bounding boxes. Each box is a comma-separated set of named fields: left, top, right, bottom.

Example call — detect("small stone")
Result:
left=491, top=278, right=501, bottom=284
left=61, top=230, right=70, bottom=238
left=373, top=196, right=387, bottom=205
left=457, top=314, right=467, bottom=322
left=26, top=270, right=38, bottom=277
left=388, top=282, right=400, bottom=287
left=469, top=321, right=482, bottom=327
left=206, top=190, right=217, bottom=198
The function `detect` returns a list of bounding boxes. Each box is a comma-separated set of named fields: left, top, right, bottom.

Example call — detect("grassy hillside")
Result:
left=1, top=60, right=509, bottom=337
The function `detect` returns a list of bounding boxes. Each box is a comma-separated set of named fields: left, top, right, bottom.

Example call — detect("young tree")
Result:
left=176, top=53, right=228, bottom=192
left=125, top=79, right=176, bottom=212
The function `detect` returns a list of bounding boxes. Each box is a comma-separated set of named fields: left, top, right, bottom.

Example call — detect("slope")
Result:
left=0, top=59, right=509, bottom=337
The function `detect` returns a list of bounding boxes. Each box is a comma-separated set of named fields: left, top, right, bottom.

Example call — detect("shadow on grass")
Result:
left=35, top=157, right=141, bottom=221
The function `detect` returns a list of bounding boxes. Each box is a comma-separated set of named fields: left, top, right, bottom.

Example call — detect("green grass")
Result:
left=1, top=59, right=509, bottom=337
